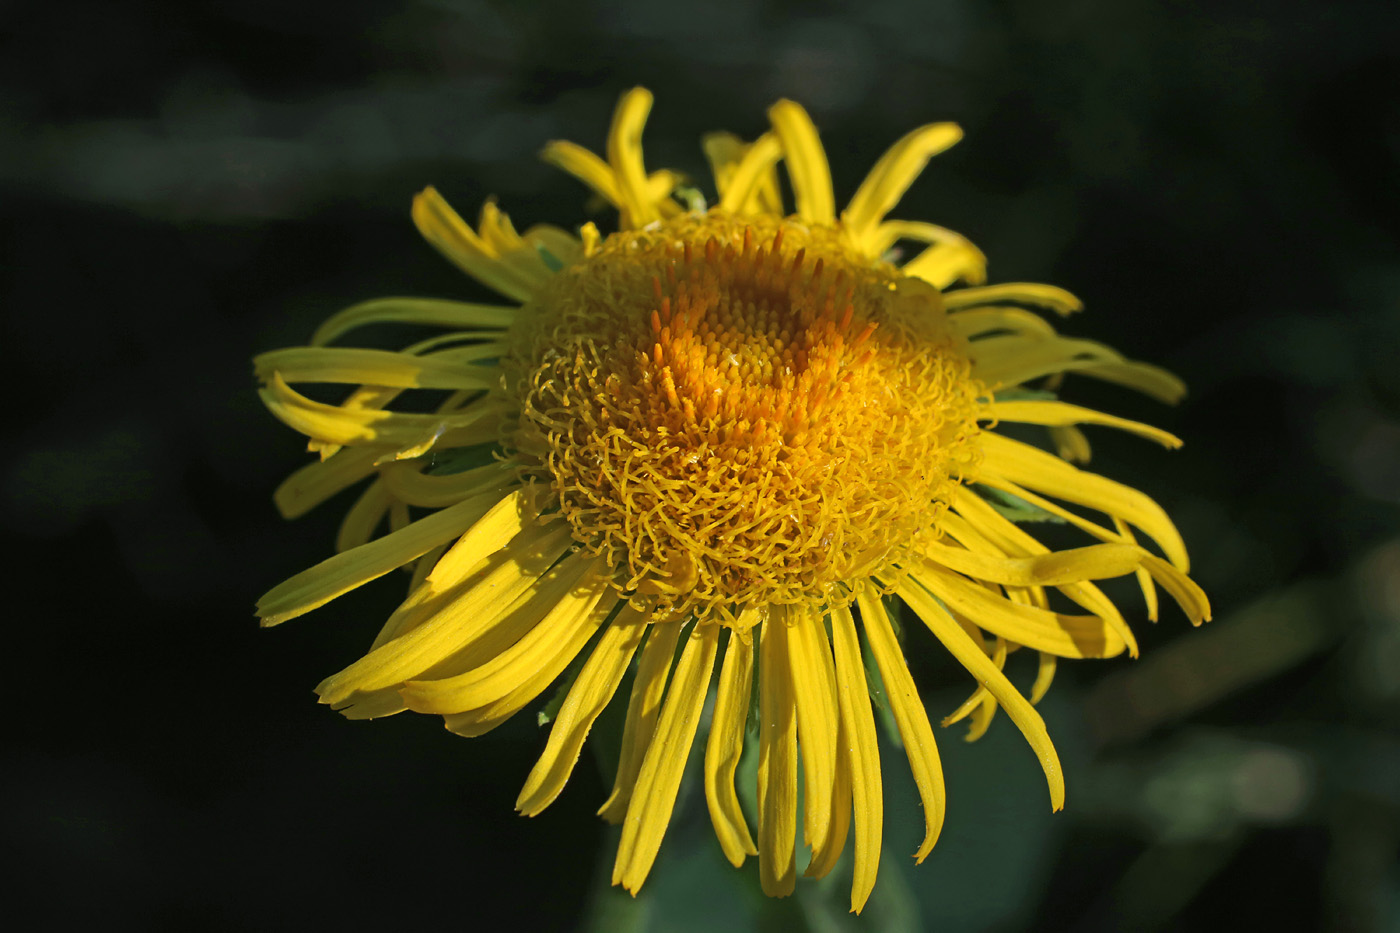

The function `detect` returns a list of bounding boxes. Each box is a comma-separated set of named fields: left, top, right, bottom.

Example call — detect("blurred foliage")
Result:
left=3, top=0, right=1399, bottom=930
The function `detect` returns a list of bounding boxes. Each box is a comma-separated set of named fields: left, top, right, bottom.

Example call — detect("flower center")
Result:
left=506, top=213, right=982, bottom=626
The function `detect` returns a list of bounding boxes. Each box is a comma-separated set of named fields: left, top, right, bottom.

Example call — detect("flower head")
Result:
left=255, top=88, right=1209, bottom=911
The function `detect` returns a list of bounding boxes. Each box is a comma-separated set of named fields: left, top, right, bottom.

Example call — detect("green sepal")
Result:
left=423, top=442, right=504, bottom=476
left=971, top=483, right=1065, bottom=524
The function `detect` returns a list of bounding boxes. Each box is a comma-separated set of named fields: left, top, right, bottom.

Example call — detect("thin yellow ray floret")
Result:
left=897, top=578, right=1066, bottom=811
left=981, top=400, right=1182, bottom=449
left=441, top=584, right=618, bottom=739
left=855, top=584, right=946, bottom=861
left=411, top=187, right=541, bottom=302
left=843, top=121, right=964, bottom=249
left=757, top=605, right=799, bottom=897
left=704, top=620, right=760, bottom=867
left=804, top=716, right=852, bottom=882
left=607, top=87, right=660, bottom=229
left=258, top=373, right=504, bottom=451
left=912, top=557, right=1131, bottom=659
left=517, top=602, right=650, bottom=817
left=256, top=487, right=507, bottom=626
left=830, top=603, right=883, bottom=913
left=923, top=537, right=1148, bottom=589
left=314, top=518, right=569, bottom=705
left=613, top=622, right=721, bottom=893
left=273, top=444, right=382, bottom=519
left=980, top=431, right=1189, bottom=570
left=716, top=133, right=783, bottom=214
left=703, top=132, right=784, bottom=216
left=400, top=555, right=611, bottom=714
left=768, top=100, right=835, bottom=224
left=786, top=603, right=839, bottom=856
left=255, top=346, right=501, bottom=391
left=943, top=282, right=1083, bottom=315
left=599, top=618, right=684, bottom=823
left=310, top=297, right=514, bottom=347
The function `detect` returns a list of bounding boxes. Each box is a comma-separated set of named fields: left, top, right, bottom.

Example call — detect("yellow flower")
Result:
left=254, top=88, right=1210, bottom=912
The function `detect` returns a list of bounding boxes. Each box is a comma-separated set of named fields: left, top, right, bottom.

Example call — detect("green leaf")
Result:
left=423, top=443, right=503, bottom=476
left=990, top=387, right=1058, bottom=402
left=535, top=243, right=567, bottom=272
left=536, top=647, right=588, bottom=727
left=859, top=622, right=904, bottom=751
left=674, top=186, right=708, bottom=213
left=971, top=483, right=1066, bottom=524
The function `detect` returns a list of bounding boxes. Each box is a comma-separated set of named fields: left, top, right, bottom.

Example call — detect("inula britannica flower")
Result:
left=255, top=89, right=1210, bottom=911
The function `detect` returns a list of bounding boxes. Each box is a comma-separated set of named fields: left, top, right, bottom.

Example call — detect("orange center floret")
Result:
left=507, top=213, right=982, bottom=626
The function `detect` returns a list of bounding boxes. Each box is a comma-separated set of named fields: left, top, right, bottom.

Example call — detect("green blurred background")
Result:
left=4, top=0, right=1399, bottom=929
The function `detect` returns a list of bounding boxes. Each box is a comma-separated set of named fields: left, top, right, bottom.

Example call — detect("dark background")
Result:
left=5, top=1, right=1400, bottom=930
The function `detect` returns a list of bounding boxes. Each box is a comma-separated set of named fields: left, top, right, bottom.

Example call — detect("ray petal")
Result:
left=897, top=578, right=1066, bottom=810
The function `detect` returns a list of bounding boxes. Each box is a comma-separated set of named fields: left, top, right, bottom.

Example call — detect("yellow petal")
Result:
left=440, top=587, right=618, bottom=739
left=943, top=282, right=1082, bottom=315
left=272, top=445, right=382, bottom=519
left=313, top=518, right=569, bottom=704
left=1113, top=516, right=1159, bottom=622
left=341, top=549, right=593, bottom=722
left=804, top=717, right=852, bottom=881
left=866, top=219, right=974, bottom=257
left=256, top=486, right=512, bottom=626
left=408, top=543, right=447, bottom=596
left=1078, top=360, right=1187, bottom=405
left=943, top=635, right=1007, bottom=743
left=291, top=341, right=495, bottom=460
left=607, top=87, right=659, bottom=228
left=379, top=460, right=517, bottom=510
left=258, top=373, right=503, bottom=451
left=971, top=334, right=1127, bottom=389
left=702, top=132, right=744, bottom=192
left=902, top=242, right=987, bottom=289
left=982, top=400, right=1182, bottom=449
left=768, top=100, right=834, bottom=224
left=829, top=603, right=883, bottom=913
left=912, top=558, right=1130, bottom=659
left=412, top=488, right=532, bottom=593
left=757, top=606, right=798, bottom=897
left=1140, top=554, right=1212, bottom=625
left=704, top=132, right=784, bottom=216
left=401, top=556, right=611, bottom=714
left=786, top=602, right=839, bottom=855
left=517, top=603, right=650, bottom=816
left=704, top=620, right=760, bottom=866
left=310, top=297, right=513, bottom=347
left=1050, top=424, right=1094, bottom=464
left=334, top=478, right=391, bottom=552
left=255, top=346, right=501, bottom=391
left=843, top=122, right=963, bottom=248
left=1030, top=652, right=1058, bottom=705
left=945, top=493, right=1142, bottom=656
left=541, top=139, right=624, bottom=206
left=717, top=133, right=783, bottom=215
left=475, top=200, right=525, bottom=255
left=980, top=431, right=1190, bottom=570
left=923, top=537, right=1148, bottom=588
left=411, top=187, right=540, bottom=302
left=613, top=622, right=722, bottom=892
left=869, top=220, right=987, bottom=289
left=948, top=305, right=1058, bottom=340
left=598, top=618, right=684, bottom=823
left=897, top=578, right=1066, bottom=810
left=855, top=584, right=945, bottom=861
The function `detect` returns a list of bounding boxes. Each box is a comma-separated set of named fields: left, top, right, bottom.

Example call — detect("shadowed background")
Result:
left=4, top=0, right=1399, bottom=929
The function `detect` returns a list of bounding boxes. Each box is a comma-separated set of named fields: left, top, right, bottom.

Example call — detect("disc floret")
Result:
left=508, top=213, right=984, bottom=625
